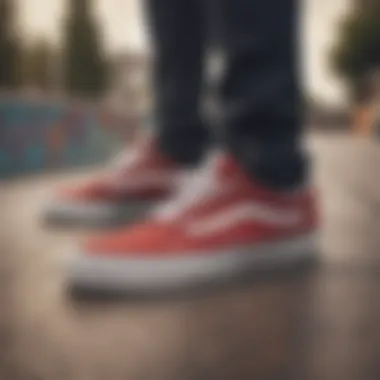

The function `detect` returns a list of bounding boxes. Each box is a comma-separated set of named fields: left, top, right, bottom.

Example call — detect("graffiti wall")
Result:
left=0, top=98, right=137, bottom=179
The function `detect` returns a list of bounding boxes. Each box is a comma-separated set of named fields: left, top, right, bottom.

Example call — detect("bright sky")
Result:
left=17, top=0, right=351, bottom=105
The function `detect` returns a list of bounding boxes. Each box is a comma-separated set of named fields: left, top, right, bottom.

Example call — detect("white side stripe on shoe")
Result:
left=186, top=203, right=303, bottom=236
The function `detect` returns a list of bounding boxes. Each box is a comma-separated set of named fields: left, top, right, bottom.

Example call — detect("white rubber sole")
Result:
left=67, top=233, right=318, bottom=294
left=42, top=200, right=153, bottom=228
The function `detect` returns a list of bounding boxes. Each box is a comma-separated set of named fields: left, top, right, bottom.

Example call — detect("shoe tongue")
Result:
left=207, top=152, right=241, bottom=181
left=110, top=137, right=156, bottom=169
left=217, top=155, right=239, bottom=175
left=153, top=152, right=239, bottom=221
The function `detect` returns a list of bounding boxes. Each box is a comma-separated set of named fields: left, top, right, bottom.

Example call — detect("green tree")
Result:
left=0, top=0, right=22, bottom=88
left=331, top=1, right=380, bottom=102
left=62, top=0, right=109, bottom=99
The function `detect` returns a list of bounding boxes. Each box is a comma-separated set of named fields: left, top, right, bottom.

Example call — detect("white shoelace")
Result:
left=154, top=152, right=228, bottom=221
left=109, top=131, right=155, bottom=177
left=104, top=144, right=147, bottom=184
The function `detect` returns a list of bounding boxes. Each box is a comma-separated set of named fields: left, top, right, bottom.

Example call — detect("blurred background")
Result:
left=3, top=2, right=380, bottom=380
left=1, top=0, right=379, bottom=178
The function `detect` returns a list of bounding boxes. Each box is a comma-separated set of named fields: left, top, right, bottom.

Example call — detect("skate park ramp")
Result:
left=1, top=133, right=380, bottom=380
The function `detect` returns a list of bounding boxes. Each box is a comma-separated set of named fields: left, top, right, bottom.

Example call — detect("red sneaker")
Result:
left=43, top=138, right=183, bottom=227
left=68, top=153, right=318, bottom=292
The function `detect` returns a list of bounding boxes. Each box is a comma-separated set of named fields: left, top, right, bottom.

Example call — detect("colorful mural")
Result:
left=0, top=98, right=137, bottom=178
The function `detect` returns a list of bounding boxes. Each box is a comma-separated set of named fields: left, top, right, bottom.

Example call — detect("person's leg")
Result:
left=69, top=0, right=317, bottom=293
left=219, top=0, right=306, bottom=189
left=145, top=0, right=210, bottom=165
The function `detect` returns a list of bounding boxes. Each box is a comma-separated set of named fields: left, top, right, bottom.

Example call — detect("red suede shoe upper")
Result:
left=57, top=140, right=179, bottom=202
left=83, top=154, right=317, bottom=258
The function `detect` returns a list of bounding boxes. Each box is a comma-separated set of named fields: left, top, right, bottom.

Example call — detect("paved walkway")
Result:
left=1, top=133, right=380, bottom=380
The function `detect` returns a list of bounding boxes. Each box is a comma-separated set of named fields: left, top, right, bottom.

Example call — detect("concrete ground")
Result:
left=1, top=132, right=380, bottom=380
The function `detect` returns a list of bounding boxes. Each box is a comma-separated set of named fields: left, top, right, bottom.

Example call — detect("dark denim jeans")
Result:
left=145, top=0, right=306, bottom=189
